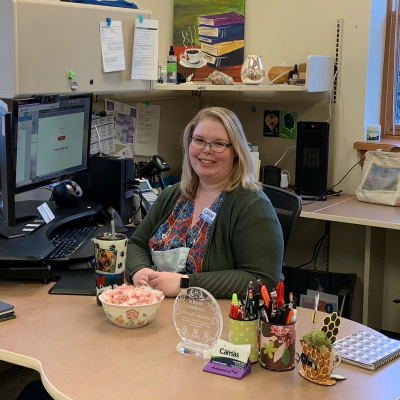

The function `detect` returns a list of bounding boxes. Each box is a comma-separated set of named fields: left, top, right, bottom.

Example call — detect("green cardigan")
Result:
left=126, top=184, right=284, bottom=298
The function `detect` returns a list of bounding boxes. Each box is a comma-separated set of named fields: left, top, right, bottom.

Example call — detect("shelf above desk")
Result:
left=154, top=55, right=335, bottom=94
left=155, top=82, right=306, bottom=92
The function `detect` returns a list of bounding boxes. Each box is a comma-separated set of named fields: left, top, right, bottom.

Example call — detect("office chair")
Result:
left=262, top=184, right=302, bottom=258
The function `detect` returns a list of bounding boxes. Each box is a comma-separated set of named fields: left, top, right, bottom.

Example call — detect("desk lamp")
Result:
left=139, top=155, right=170, bottom=190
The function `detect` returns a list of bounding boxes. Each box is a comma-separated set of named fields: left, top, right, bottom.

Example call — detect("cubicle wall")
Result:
left=0, top=0, right=152, bottom=97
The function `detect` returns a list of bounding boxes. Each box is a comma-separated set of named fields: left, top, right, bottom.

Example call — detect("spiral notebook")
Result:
left=333, top=331, right=400, bottom=370
left=0, top=300, right=15, bottom=322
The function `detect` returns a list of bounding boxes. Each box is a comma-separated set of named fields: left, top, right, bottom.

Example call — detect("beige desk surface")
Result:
left=301, top=194, right=400, bottom=230
left=0, top=281, right=399, bottom=400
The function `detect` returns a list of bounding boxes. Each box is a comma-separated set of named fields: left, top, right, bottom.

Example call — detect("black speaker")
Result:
left=295, top=121, right=329, bottom=199
left=261, top=165, right=281, bottom=187
left=74, top=156, right=134, bottom=224
left=53, top=180, right=83, bottom=207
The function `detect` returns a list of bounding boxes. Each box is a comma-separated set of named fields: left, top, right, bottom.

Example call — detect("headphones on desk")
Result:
left=53, top=180, right=83, bottom=207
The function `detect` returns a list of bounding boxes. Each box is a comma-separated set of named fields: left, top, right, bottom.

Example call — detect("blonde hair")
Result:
left=180, top=107, right=260, bottom=198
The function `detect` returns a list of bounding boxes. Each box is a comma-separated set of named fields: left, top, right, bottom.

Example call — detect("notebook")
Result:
left=0, top=300, right=14, bottom=316
left=0, top=300, right=15, bottom=322
left=333, top=331, right=400, bottom=370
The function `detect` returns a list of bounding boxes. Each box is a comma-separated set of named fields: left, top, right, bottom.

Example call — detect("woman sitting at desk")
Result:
left=126, top=107, right=284, bottom=298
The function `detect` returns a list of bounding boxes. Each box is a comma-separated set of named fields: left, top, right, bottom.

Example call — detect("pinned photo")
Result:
left=264, top=110, right=280, bottom=137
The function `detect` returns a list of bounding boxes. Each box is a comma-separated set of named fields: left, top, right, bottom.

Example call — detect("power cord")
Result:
left=295, top=221, right=330, bottom=270
left=302, top=156, right=365, bottom=206
left=132, top=188, right=143, bottom=217
left=326, top=64, right=339, bottom=123
left=275, top=146, right=296, bottom=166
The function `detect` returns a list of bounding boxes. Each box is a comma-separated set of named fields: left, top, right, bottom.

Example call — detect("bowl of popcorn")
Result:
left=99, top=285, right=164, bottom=328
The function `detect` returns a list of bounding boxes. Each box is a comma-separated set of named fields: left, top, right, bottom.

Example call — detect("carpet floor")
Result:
left=0, top=365, right=41, bottom=400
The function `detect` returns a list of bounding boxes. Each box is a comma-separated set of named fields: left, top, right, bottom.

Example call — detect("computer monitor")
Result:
left=13, top=93, right=93, bottom=193
left=0, top=104, right=14, bottom=227
left=0, top=93, right=93, bottom=229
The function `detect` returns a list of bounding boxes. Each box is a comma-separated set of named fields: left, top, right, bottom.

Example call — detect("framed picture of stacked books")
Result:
left=173, top=0, right=245, bottom=81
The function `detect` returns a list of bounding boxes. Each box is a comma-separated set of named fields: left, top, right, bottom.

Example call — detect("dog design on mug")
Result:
left=96, top=248, right=117, bottom=273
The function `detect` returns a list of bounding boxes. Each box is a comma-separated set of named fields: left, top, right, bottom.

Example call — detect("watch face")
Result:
left=180, top=276, right=190, bottom=289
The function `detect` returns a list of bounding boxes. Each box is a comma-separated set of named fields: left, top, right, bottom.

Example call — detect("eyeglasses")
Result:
left=189, top=137, right=232, bottom=153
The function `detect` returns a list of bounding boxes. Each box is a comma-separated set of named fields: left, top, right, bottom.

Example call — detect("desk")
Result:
left=0, top=281, right=399, bottom=400
left=301, top=194, right=400, bottom=330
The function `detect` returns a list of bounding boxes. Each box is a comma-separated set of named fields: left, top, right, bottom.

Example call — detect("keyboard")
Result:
left=142, top=190, right=158, bottom=206
left=47, top=226, right=98, bottom=260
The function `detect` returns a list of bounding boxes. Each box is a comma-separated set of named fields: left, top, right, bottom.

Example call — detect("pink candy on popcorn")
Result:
left=102, top=285, right=163, bottom=306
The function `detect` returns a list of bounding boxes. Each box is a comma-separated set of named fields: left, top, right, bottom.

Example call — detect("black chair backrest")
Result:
left=262, top=184, right=302, bottom=255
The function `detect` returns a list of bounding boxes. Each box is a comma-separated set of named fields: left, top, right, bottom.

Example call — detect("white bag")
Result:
left=356, top=150, right=400, bottom=206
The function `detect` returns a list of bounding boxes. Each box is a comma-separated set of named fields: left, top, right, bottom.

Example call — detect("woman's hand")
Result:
left=147, top=271, right=181, bottom=297
left=132, top=268, right=154, bottom=287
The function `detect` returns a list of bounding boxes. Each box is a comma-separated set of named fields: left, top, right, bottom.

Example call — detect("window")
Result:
left=381, top=0, right=400, bottom=136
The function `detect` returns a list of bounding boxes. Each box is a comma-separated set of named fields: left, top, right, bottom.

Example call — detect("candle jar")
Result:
left=241, top=55, right=265, bottom=85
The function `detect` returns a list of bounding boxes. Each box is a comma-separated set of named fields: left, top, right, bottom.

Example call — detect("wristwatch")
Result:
left=180, top=275, right=190, bottom=289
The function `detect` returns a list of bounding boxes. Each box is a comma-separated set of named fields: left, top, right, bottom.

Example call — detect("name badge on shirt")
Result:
left=199, top=207, right=216, bottom=224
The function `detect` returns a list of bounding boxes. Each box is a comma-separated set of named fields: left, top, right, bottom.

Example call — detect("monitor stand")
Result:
left=0, top=211, right=40, bottom=239
left=0, top=262, right=55, bottom=283
left=0, top=226, right=25, bottom=239
left=0, top=199, right=102, bottom=260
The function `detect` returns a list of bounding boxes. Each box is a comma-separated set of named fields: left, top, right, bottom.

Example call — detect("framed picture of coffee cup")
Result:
left=173, top=0, right=245, bottom=82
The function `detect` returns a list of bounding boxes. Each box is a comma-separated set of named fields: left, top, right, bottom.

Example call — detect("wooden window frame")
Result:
left=381, top=0, right=400, bottom=137
left=354, top=0, right=400, bottom=163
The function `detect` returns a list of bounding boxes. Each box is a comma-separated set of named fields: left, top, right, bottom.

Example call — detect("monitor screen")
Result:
left=13, top=94, right=92, bottom=194
left=0, top=104, right=15, bottom=227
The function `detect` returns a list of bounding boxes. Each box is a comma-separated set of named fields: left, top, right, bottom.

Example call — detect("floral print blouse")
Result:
left=149, top=193, right=225, bottom=274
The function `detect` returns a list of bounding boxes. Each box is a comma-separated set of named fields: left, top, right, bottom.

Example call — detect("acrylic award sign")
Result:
left=173, top=287, right=223, bottom=359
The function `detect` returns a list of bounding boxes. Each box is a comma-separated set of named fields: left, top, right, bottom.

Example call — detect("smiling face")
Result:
left=189, top=118, right=236, bottom=187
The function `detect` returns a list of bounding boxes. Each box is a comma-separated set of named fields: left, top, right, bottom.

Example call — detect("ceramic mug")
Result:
left=180, top=48, right=202, bottom=64
left=328, top=347, right=341, bottom=376
left=299, top=340, right=341, bottom=382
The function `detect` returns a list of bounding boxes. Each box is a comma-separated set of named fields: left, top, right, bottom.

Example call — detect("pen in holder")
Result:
left=259, top=320, right=296, bottom=371
left=228, top=317, right=259, bottom=363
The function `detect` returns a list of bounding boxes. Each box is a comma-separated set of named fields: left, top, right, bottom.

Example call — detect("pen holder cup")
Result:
left=228, top=317, right=259, bottom=363
left=259, top=320, right=296, bottom=371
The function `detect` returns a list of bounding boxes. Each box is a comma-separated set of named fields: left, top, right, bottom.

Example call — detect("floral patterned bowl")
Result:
left=98, top=293, right=164, bottom=328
